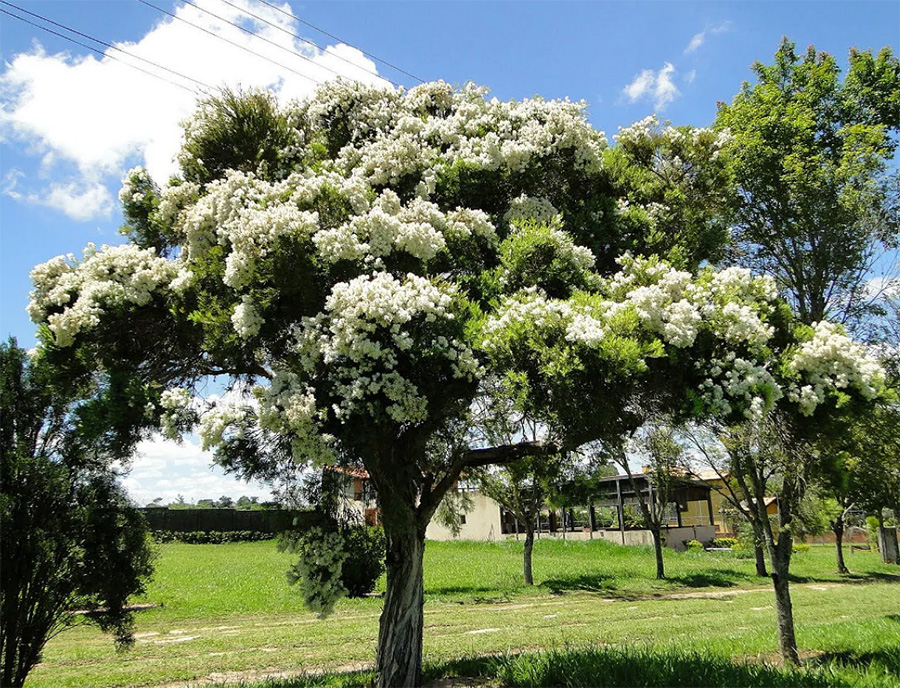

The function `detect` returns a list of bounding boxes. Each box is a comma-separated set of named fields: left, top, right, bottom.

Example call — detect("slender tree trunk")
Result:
left=750, top=520, right=768, bottom=577
left=833, top=513, right=849, bottom=574
left=376, top=505, right=426, bottom=688
left=769, top=535, right=799, bottom=665
left=652, top=525, right=665, bottom=579
left=754, top=540, right=768, bottom=577
left=523, top=526, right=535, bottom=585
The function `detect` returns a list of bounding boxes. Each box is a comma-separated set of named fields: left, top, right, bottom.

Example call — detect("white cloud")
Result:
left=122, top=434, right=274, bottom=506
left=0, top=0, right=389, bottom=218
left=683, top=21, right=732, bottom=55
left=622, top=62, right=680, bottom=111
left=684, top=69, right=697, bottom=85
left=2, top=170, right=114, bottom=221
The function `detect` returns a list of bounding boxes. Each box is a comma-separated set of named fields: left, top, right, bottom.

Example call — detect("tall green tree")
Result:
left=27, top=83, right=884, bottom=687
left=717, top=38, right=900, bottom=328
left=0, top=341, right=154, bottom=688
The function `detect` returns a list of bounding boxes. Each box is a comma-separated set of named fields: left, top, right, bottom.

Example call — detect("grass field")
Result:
left=26, top=538, right=900, bottom=687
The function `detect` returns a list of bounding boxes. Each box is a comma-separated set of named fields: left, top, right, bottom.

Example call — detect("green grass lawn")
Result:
left=25, top=538, right=900, bottom=688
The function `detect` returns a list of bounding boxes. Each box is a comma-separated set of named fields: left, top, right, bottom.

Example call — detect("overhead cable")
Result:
left=0, top=3, right=202, bottom=95
left=214, top=0, right=401, bottom=88
left=255, top=0, right=425, bottom=84
left=136, top=0, right=320, bottom=85
left=177, top=0, right=360, bottom=86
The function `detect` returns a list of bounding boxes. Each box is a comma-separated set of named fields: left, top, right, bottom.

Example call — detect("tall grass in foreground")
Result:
left=260, top=643, right=900, bottom=688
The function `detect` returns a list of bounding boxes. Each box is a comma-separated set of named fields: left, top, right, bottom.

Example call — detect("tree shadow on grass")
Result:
left=808, top=647, right=900, bottom=679
left=542, top=568, right=755, bottom=597
left=422, top=646, right=857, bottom=687
left=540, top=573, right=625, bottom=596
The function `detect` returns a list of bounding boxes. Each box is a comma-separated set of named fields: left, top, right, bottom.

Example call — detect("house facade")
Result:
left=338, top=468, right=717, bottom=550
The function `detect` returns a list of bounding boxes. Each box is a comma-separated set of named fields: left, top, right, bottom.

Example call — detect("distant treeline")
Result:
left=138, top=507, right=317, bottom=534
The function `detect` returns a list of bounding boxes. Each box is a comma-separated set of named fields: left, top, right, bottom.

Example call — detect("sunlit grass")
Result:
left=26, top=539, right=900, bottom=687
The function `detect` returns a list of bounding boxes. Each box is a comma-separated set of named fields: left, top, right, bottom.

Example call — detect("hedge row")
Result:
left=151, top=530, right=275, bottom=544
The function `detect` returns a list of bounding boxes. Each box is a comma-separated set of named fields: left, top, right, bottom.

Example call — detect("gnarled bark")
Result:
left=376, top=506, right=426, bottom=688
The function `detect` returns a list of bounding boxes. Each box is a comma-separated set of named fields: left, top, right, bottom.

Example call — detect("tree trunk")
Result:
left=754, top=540, right=768, bottom=578
left=833, top=514, right=849, bottom=574
left=376, top=508, right=426, bottom=688
left=652, top=526, right=665, bottom=579
left=750, top=520, right=768, bottom=577
left=770, top=540, right=799, bottom=666
left=523, top=527, right=535, bottom=585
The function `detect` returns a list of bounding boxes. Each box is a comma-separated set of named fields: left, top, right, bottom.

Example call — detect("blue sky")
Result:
left=1, top=0, right=897, bottom=504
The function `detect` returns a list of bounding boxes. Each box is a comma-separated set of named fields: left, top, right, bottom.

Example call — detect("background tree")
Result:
left=683, top=424, right=770, bottom=577
left=28, top=82, right=882, bottom=687
left=0, top=340, right=154, bottom=688
left=606, top=425, right=686, bottom=580
left=717, top=38, right=900, bottom=329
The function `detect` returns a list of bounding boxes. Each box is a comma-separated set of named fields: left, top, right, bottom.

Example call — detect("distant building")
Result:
left=338, top=468, right=718, bottom=549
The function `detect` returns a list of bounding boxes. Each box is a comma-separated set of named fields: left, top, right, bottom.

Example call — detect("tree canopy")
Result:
left=26, top=81, right=888, bottom=687
left=716, top=38, right=900, bottom=328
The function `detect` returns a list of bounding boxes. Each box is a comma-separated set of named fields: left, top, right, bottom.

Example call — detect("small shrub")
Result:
left=685, top=539, right=705, bottom=552
left=279, top=523, right=386, bottom=615
left=792, top=543, right=810, bottom=554
left=340, top=524, right=386, bottom=598
left=711, top=537, right=738, bottom=549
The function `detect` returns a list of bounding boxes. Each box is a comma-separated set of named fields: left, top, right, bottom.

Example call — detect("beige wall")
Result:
left=426, top=492, right=502, bottom=541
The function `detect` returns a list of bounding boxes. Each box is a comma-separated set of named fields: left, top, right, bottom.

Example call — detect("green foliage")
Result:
left=685, top=539, right=705, bottom=552
left=0, top=341, right=154, bottom=688
left=279, top=523, right=386, bottom=614
left=178, top=88, right=304, bottom=185
left=716, top=38, right=900, bottom=326
left=339, top=524, right=386, bottom=598
left=711, top=537, right=739, bottom=549
left=792, top=543, right=811, bottom=554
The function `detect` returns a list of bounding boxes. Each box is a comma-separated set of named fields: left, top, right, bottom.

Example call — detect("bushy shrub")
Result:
left=340, top=524, right=386, bottom=597
left=711, top=537, right=738, bottom=549
left=279, top=523, right=386, bottom=615
left=792, top=543, right=810, bottom=553
left=685, top=539, right=705, bottom=552
left=151, top=530, right=273, bottom=544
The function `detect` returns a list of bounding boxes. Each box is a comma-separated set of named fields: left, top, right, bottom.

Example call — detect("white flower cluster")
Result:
left=232, top=296, right=264, bottom=339
left=614, top=116, right=732, bottom=156
left=297, top=273, right=479, bottom=423
left=198, top=404, right=246, bottom=451
left=787, top=321, right=884, bottom=415
left=304, top=81, right=606, bottom=195
left=698, top=353, right=782, bottom=420
left=484, top=257, right=792, bottom=420
left=118, top=167, right=154, bottom=206
left=27, top=243, right=190, bottom=347
left=504, top=194, right=561, bottom=227
left=159, top=387, right=194, bottom=439
left=256, top=370, right=335, bottom=465
left=181, top=170, right=320, bottom=288
left=312, top=189, right=496, bottom=265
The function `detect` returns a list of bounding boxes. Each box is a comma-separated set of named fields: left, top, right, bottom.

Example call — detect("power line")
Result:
left=255, top=0, right=424, bottom=84
left=214, top=0, right=401, bottom=89
left=0, top=4, right=200, bottom=95
left=136, top=0, right=320, bottom=86
left=0, top=0, right=215, bottom=93
left=177, top=0, right=356, bottom=87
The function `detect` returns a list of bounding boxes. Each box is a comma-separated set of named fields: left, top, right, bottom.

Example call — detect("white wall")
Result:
left=426, top=492, right=502, bottom=541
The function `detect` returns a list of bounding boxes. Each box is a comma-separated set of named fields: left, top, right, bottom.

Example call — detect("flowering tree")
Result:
left=27, top=83, right=884, bottom=686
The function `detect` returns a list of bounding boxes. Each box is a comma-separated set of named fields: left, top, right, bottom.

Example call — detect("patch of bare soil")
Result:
left=150, top=662, right=372, bottom=688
